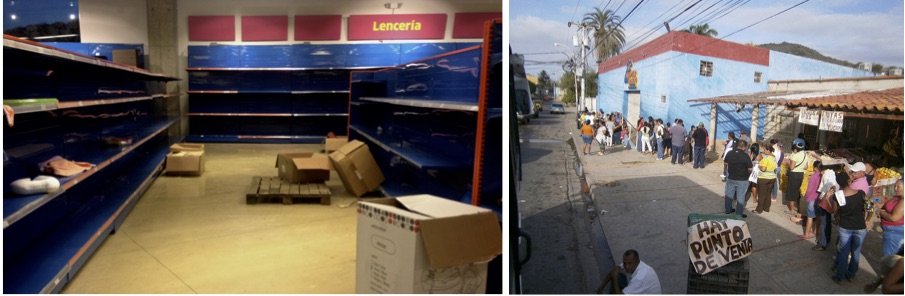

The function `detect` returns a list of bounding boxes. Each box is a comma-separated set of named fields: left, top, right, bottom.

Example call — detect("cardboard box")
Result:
left=166, top=151, right=205, bottom=175
left=276, top=152, right=331, bottom=183
left=324, top=136, right=348, bottom=153
left=166, top=143, right=205, bottom=175
left=328, top=140, right=384, bottom=196
left=356, top=195, right=502, bottom=294
left=112, top=49, right=140, bottom=67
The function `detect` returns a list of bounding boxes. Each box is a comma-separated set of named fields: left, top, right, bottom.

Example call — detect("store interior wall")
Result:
left=76, top=0, right=501, bottom=140
left=79, top=0, right=149, bottom=49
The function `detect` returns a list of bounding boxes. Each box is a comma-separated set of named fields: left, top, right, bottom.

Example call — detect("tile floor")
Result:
left=62, top=143, right=361, bottom=294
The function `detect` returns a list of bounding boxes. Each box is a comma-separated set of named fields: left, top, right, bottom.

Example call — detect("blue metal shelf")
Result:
left=3, top=143, right=168, bottom=294
left=3, top=117, right=178, bottom=227
left=360, top=97, right=478, bottom=111
left=349, top=124, right=470, bottom=170
left=4, top=36, right=177, bottom=81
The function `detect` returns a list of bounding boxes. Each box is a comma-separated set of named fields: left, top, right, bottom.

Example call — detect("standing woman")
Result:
left=876, top=179, right=904, bottom=256
left=581, top=120, right=595, bottom=155
left=596, top=121, right=609, bottom=156
left=640, top=122, right=652, bottom=154
left=754, top=145, right=777, bottom=214
left=606, top=115, right=615, bottom=147
left=828, top=172, right=868, bottom=283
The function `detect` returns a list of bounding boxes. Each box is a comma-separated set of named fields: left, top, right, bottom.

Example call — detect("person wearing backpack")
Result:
left=655, top=119, right=666, bottom=160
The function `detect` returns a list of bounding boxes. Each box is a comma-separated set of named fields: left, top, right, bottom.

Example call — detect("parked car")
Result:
left=543, top=97, right=553, bottom=101
left=550, top=103, right=565, bottom=114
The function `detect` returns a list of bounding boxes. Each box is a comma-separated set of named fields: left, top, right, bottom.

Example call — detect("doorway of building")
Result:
left=626, top=91, right=641, bottom=128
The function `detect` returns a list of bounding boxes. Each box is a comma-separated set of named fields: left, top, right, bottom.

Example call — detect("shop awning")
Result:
left=688, top=90, right=860, bottom=105
left=783, top=87, right=904, bottom=120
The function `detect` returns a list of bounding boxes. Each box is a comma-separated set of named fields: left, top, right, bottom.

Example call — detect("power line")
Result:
left=583, top=0, right=646, bottom=63
left=622, top=0, right=703, bottom=51
left=634, top=0, right=811, bottom=72
left=623, top=0, right=689, bottom=46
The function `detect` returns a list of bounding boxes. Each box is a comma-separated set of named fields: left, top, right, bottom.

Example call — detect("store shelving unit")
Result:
left=184, top=43, right=479, bottom=143
left=2, top=35, right=178, bottom=294
left=348, top=20, right=502, bottom=214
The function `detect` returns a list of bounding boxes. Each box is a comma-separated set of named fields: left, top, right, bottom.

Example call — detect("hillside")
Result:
left=758, top=42, right=857, bottom=68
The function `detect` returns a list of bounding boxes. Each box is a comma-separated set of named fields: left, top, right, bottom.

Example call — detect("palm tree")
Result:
left=683, top=23, right=719, bottom=38
left=582, top=8, right=626, bottom=63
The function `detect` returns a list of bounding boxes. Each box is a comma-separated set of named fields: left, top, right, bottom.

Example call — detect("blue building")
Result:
left=595, top=31, right=871, bottom=142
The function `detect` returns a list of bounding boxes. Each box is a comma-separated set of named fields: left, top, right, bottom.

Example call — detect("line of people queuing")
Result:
left=721, top=133, right=903, bottom=290
left=577, top=110, right=713, bottom=167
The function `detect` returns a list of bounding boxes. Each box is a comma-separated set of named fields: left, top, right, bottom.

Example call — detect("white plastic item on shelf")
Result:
left=10, top=175, right=60, bottom=195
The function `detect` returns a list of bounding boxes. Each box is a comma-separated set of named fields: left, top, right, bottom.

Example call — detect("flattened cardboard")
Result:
left=166, top=151, right=205, bottom=175
left=329, top=140, right=384, bottom=196
left=356, top=195, right=501, bottom=294
left=324, top=136, right=348, bottom=153
left=276, top=152, right=331, bottom=183
left=170, top=143, right=205, bottom=152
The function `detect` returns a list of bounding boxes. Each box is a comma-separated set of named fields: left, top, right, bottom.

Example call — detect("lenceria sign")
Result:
left=348, top=14, right=447, bottom=40
left=687, top=219, right=753, bottom=274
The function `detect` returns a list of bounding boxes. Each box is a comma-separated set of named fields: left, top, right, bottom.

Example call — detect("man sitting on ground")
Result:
left=596, top=249, right=661, bottom=294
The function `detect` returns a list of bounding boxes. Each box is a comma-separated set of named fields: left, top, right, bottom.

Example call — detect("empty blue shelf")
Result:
left=3, top=146, right=168, bottom=294
left=349, top=124, right=469, bottom=170
left=360, top=97, right=478, bottom=111
left=3, top=117, right=178, bottom=227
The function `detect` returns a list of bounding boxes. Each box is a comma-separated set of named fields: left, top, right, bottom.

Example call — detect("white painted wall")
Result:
left=79, top=0, right=149, bottom=48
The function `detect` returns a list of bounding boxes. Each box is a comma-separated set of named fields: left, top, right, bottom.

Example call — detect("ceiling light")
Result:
left=69, top=14, right=76, bottom=20
left=10, top=14, right=16, bottom=20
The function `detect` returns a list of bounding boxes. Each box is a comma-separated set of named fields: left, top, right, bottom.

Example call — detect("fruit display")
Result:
left=875, top=167, right=902, bottom=185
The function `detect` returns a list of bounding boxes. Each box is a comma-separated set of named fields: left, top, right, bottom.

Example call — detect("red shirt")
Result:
left=882, top=197, right=904, bottom=227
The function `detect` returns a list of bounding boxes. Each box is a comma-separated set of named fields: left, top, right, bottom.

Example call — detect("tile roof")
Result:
left=784, top=87, right=904, bottom=114
left=688, top=90, right=858, bottom=105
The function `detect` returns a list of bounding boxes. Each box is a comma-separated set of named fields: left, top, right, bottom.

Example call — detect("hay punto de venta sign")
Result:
left=798, top=108, right=820, bottom=126
left=348, top=14, right=447, bottom=40
left=819, top=110, right=844, bottom=132
left=687, top=219, right=752, bottom=275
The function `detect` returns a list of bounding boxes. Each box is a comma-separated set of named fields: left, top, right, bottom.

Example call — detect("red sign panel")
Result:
left=188, top=16, right=236, bottom=41
left=242, top=16, right=288, bottom=41
left=295, top=15, right=342, bottom=41
left=348, top=14, right=447, bottom=40
left=452, top=13, right=501, bottom=38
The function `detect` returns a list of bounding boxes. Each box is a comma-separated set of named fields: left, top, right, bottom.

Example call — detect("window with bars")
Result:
left=755, top=72, right=762, bottom=83
left=700, top=61, right=713, bottom=77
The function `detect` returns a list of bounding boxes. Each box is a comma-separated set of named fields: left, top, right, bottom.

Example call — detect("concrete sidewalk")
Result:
left=567, top=110, right=888, bottom=294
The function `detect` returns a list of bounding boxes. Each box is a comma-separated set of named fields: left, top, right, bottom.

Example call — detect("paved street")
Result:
left=515, top=101, right=607, bottom=294
left=558, top=105, right=890, bottom=294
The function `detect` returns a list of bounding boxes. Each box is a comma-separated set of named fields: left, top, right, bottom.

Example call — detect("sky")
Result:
left=510, top=0, right=905, bottom=80
left=3, top=0, right=79, bottom=30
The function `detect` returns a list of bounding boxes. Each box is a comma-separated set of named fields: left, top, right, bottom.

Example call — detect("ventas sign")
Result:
left=687, top=219, right=753, bottom=274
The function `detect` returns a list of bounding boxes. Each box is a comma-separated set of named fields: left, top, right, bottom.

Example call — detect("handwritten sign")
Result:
left=687, top=219, right=752, bottom=274
left=798, top=108, right=820, bottom=126
left=819, top=110, right=844, bottom=132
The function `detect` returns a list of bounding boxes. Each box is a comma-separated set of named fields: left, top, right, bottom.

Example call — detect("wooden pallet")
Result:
left=246, top=176, right=331, bottom=205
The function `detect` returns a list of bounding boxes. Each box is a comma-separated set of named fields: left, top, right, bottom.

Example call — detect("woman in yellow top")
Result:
left=754, top=145, right=778, bottom=214
left=581, top=120, right=595, bottom=155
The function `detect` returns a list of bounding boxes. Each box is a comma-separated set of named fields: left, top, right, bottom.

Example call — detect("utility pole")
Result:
left=568, top=22, right=593, bottom=113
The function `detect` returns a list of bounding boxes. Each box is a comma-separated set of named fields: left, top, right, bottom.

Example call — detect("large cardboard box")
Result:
left=328, top=140, right=384, bottom=196
left=324, top=136, right=348, bottom=153
left=356, top=195, right=502, bottom=294
left=166, top=144, right=205, bottom=175
left=112, top=49, right=140, bottom=67
left=276, top=152, right=331, bottom=183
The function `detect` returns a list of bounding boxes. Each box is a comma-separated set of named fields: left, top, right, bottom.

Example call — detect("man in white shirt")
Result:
left=813, top=165, right=839, bottom=251
left=596, top=249, right=662, bottom=294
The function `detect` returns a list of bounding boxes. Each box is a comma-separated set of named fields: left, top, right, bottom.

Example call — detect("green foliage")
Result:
left=872, top=63, right=885, bottom=74
left=682, top=23, right=718, bottom=38
left=558, top=71, right=597, bottom=104
left=582, top=8, right=626, bottom=63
